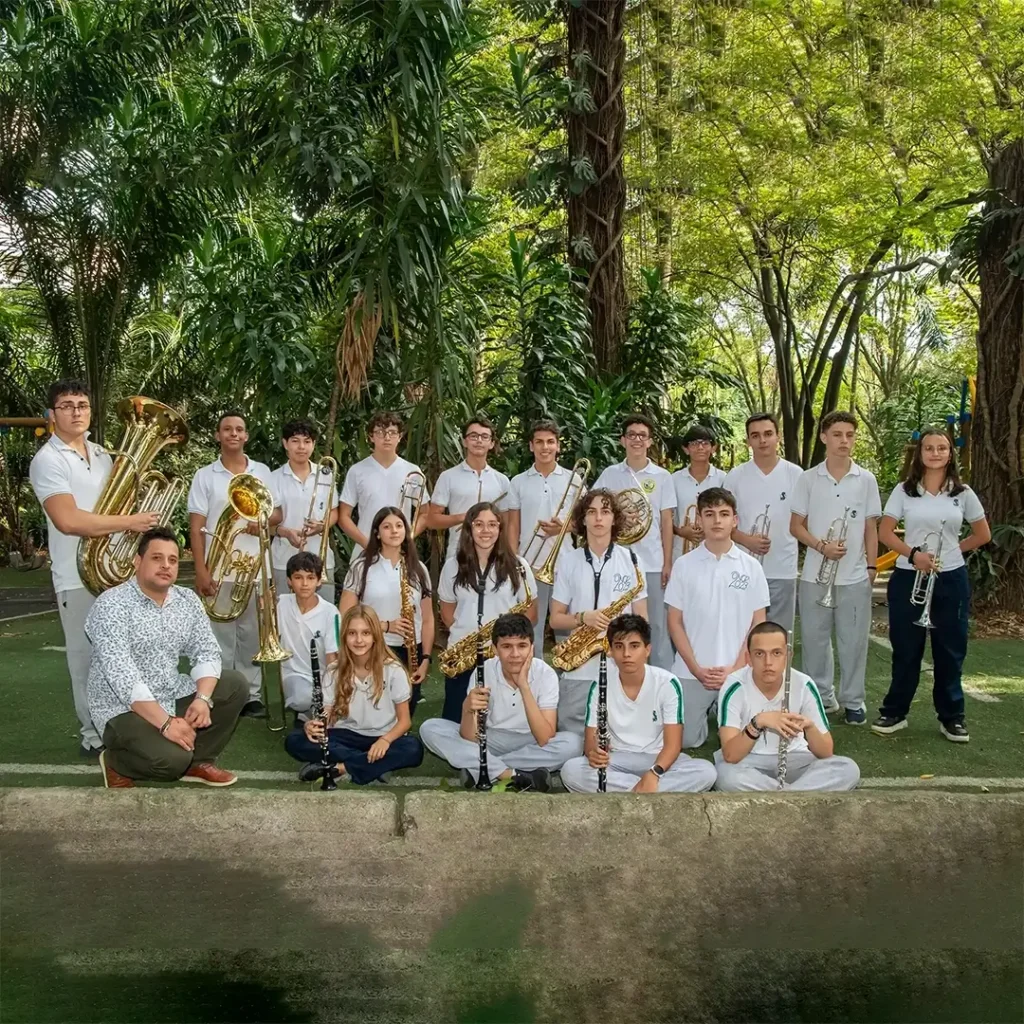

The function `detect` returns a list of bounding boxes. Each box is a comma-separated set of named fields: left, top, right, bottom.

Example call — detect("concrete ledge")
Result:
left=0, top=786, right=400, bottom=835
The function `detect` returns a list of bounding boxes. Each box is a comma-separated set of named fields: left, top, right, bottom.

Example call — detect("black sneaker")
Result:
left=240, top=699, right=267, bottom=719
left=459, top=768, right=475, bottom=790
left=871, top=715, right=908, bottom=736
left=299, top=762, right=341, bottom=783
left=508, top=768, right=552, bottom=793
left=940, top=720, right=970, bottom=743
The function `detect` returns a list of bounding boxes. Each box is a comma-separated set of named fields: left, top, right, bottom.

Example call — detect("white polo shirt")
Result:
left=592, top=460, right=676, bottom=573
left=323, top=661, right=412, bottom=736
left=29, top=432, right=113, bottom=593
left=664, top=543, right=770, bottom=679
left=670, top=464, right=726, bottom=561
left=551, top=544, right=647, bottom=681
left=466, top=656, right=559, bottom=733
left=431, top=461, right=510, bottom=558
left=507, top=463, right=582, bottom=565
left=584, top=663, right=683, bottom=755
left=277, top=593, right=341, bottom=696
left=342, top=554, right=430, bottom=647
left=791, top=461, right=882, bottom=585
left=883, top=483, right=985, bottom=572
left=723, top=458, right=804, bottom=580
left=186, top=456, right=279, bottom=580
left=718, top=664, right=829, bottom=756
left=270, top=461, right=341, bottom=571
left=438, top=556, right=536, bottom=645
left=339, top=454, right=429, bottom=556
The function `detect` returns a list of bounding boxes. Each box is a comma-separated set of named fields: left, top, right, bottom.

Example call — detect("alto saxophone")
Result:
left=398, top=557, right=419, bottom=673
left=551, top=561, right=645, bottom=672
left=439, top=576, right=533, bottom=677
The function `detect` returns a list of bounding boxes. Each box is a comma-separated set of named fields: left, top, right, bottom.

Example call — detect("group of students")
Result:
left=28, top=377, right=991, bottom=791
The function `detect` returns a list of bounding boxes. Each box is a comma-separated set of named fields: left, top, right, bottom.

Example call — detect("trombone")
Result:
left=524, top=458, right=590, bottom=585
left=751, top=504, right=771, bottom=563
left=301, top=456, right=339, bottom=584
left=399, top=469, right=428, bottom=534
left=910, top=522, right=945, bottom=630
left=815, top=506, right=850, bottom=608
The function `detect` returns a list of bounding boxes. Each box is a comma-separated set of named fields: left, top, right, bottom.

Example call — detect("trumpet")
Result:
left=751, top=504, right=771, bottom=563
left=911, top=522, right=945, bottom=630
left=815, top=507, right=850, bottom=609
left=399, top=470, right=428, bottom=535
left=680, top=503, right=700, bottom=554
left=78, top=396, right=189, bottom=595
left=524, top=458, right=590, bottom=586
left=301, top=456, right=338, bottom=585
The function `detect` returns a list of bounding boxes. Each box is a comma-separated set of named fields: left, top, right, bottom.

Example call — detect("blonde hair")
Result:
left=328, top=604, right=405, bottom=723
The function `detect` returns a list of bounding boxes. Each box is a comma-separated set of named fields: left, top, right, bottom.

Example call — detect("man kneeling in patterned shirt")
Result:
left=86, top=526, right=248, bottom=788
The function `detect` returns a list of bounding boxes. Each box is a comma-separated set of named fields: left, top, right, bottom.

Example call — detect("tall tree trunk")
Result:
left=649, top=0, right=673, bottom=282
left=972, top=139, right=1024, bottom=610
left=566, top=0, right=627, bottom=375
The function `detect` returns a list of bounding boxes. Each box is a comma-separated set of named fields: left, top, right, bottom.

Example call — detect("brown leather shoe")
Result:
left=99, top=750, right=134, bottom=789
left=181, top=762, right=237, bottom=787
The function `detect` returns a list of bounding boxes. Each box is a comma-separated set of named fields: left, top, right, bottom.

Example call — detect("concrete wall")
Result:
left=2, top=789, right=1022, bottom=1023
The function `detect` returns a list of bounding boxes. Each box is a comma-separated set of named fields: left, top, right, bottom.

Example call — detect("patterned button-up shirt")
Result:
left=86, top=579, right=222, bottom=737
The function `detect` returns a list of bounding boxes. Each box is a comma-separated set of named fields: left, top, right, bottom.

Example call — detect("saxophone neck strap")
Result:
left=583, top=543, right=614, bottom=609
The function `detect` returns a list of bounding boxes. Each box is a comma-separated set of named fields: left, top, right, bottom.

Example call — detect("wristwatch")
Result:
left=650, top=764, right=666, bottom=778
left=195, top=692, right=214, bottom=709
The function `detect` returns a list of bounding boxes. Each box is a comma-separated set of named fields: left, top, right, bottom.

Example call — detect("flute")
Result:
left=597, top=650, right=609, bottom=793
left=474, top=616, right=492, bottom=791
left=310, top=636, right=338, bottom=791
left=777, top=639, right=793, bottom=788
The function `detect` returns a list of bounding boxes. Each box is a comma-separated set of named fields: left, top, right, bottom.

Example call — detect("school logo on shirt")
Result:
left=612, top=572, right=633, bottom=593
left=850, top=509, right=858, bottom=519
left=779, top=491, right=786, bottom=500
left=642, top=478, right=656, bottom=494
left=953, top=498, right=960, bottom=507
left=729, top=572, right=750, bottom=591
left=652, top=710, right=658, bottom=721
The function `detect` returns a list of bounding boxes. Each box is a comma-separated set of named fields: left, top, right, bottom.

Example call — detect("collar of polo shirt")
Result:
left=618, top=458, right=652, bottom=473
left=695, top=541, right=742, bottom=561
left=815, top=460, right=861, bottom=478
left=459, top=460, right=491, bottom=473
left=51, top=430, right=100, bottom=455
left=214, top=455, right=250, bottom=474
left=282, top=461, right=314, bottom=480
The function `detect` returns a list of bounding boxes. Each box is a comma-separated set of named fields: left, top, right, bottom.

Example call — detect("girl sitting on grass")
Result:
left=284, top=605, right=424, bottom=784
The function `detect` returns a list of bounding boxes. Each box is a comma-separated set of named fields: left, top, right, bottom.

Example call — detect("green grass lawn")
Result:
left=1, top=611, right=1021, bottom=790
left=0, top=565, right=54, bottom=589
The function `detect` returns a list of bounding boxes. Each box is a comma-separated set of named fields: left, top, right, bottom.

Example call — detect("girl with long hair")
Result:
left=284, top=605, right=423, bottom=784
left=340, top=506, right=434, bottom=713
left=873, top=428, right=990, bottom=743
left=437, top=501, right=537, bottom=721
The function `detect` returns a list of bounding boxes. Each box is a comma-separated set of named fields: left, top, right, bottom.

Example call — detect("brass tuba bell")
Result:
left=78, top=396, right=189, bottom=595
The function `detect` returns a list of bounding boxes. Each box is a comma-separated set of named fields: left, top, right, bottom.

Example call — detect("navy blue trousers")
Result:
left=388, top=643, right=424, bottom=716
left=881, top=566, right=970, bottom=723
left=284, top=727, right=423, bottom=784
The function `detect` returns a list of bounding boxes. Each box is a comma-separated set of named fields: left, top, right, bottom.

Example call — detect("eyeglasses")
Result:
left=686, top=440, right=713, bottom=448
left=54, top=402, right=91, bottom=413
left=624, top=432, right=650, bottom=441
left=465, top=432, right=492, bottom=442
left=373, top=428, right=401, bottom=439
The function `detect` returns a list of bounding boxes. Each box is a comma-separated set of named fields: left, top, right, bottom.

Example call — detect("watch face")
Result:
left=652, top=765, right=666, bottom=777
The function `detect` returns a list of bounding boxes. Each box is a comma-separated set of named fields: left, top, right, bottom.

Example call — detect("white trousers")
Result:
left=644, top=572, right=673, bottom=671
left=680, top=676, right=720, bottom=750
left=209, top=587, right=262, bottom=698
left=713, top=749, right=860, bottom=792
left=766, top=577, right=797, bottom=636
left=419, top=718, right=582, bottom=783
left=561, top=751, right=717, bottom=793
left=58, top=587, right=102, bottom=749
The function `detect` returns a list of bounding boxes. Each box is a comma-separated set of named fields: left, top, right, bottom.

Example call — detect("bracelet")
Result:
left=578, top=612, right=585, bottom=626
left=159, top=716, right=173, bottom=736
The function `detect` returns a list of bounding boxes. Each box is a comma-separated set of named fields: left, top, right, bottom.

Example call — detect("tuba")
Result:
left=78, top=396, right=189, bottom=595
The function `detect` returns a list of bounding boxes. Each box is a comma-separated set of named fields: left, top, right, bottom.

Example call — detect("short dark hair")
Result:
left=607, top=613, right=651, bottom=647
left=367, top=411, right=404, bottom=436
left=463, top=414, right=495, bottom=438
left=491, top=613, right=534, bottom=645
left=747, top=620, right=789, bottom=650
left=745, top=412, right=779, bottom=434
left=136, top=526, right=179, bottom=557
left=282, top=418, right=317, bottom=442
left=621, top=414, right=655, bottom=437
left=529, top=418, right=561, bottom=441
left=820, top=410, right=857, bottom=433
left=696, top=487, right=736, bottom=513
left=217, top=409, right=247, bottom=429
left=681, top=424, right=716, bottom=446
left=571, top=488, right=624, bottom=541
left=48, top=379, right=90, bottom=409
left=286, top=551, right=322, bottom=577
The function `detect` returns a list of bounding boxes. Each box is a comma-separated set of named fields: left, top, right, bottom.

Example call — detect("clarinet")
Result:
left=597, top=650, right=609, bottom=793
left=474, top=609, right=492, bottom=791
left=310, top=637, right=338, bottom=791
left=777, top=639, right=793, bottom=788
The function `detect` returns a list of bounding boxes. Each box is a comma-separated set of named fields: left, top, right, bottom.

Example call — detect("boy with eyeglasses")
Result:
left=426, top=415, right=511, bottom=560
left=338, top=411, right=430, bottom=558
left=592, top=415, right=676, bottom=669
left=29, top=379, right=161, bottom=756
left=670, top=424, right=726, bottom=561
